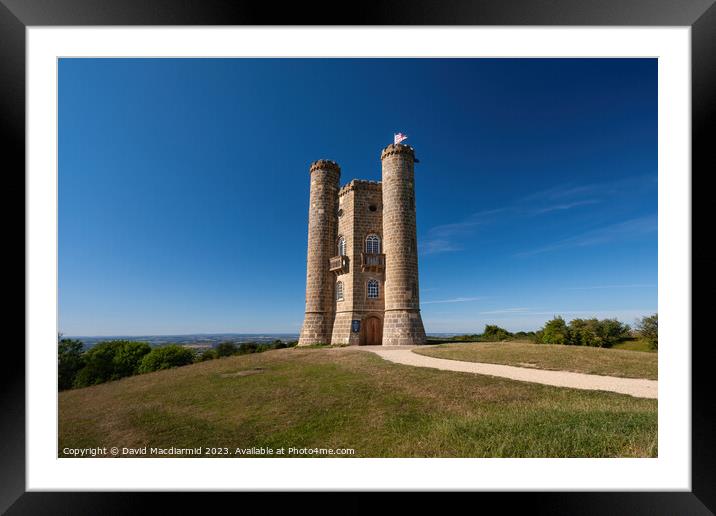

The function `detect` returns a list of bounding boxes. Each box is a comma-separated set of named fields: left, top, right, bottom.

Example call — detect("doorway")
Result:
left=360, top=316, right=383, bottom=346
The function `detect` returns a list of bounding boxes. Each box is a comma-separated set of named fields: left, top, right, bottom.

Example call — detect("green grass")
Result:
left=612, top=338, right=657, bottom=353
left=59, top=347, right=657, bottom=458
left=414, top=342, right=657, bottom=380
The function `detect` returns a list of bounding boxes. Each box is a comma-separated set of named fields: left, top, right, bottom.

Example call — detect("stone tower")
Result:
left=298, top=143, right=426, bottom=346
left=330, top=179, right=385, bottom=346
left=380, top=144, right=427, bottom=345
left=298, top=159, right=341, bottom=346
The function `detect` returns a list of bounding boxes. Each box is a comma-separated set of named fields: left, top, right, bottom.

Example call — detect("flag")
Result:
left=394, top=132, right=408, bottom=144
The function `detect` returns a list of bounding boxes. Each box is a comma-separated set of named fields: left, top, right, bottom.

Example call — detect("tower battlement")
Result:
left=309, top=159, right=341, bottom=174
left=299, top=143, right=426, bottom=347
left=380, top=143, right=416, bottom=160
left=338, top=179, right=382, bottom=197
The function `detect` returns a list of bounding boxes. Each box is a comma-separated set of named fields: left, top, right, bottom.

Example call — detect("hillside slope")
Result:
left=59, top=347, right=657, bottom=458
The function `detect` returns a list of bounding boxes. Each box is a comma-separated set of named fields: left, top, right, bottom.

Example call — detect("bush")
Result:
left=216, top=341, right=239, bottom=357
left=592, top=318, right=631, bottom=348
left=73, top=340, right=151, bottom=388
left=513, top=331, right=537, bottom=342
left=537, top=316, right=569, bottom=344
left=58, top=338, right=85, bottom=391
left=537, top=317, right=630, bottom=347
left=567, top=319, right=601, bottom=346
left=239, top=342, right=258, bottom=354
left=635, top=313, right=658, bottom=350
left=138, top=345, right=195, bottom=373
left=197, top=348, right=217, bottom=362
left=451, top=334, right=481, bottom=342
left=481, top=325, right=512, bottom=342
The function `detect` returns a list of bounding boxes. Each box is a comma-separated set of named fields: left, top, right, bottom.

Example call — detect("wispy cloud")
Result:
left=420, top=208, right=507, bottom=255
left=423, top=296, right=485, bottom=304
left=421, top=239, right=463, bottom=255
left=420, top=175, right=654, bottom=256
left=563, top=284, right=656, bottom=290
left=531, top=199, right=601, bottom=215
left=477, top=307, right=654, bottom=316
left=515, top=214, right=657, bottom=257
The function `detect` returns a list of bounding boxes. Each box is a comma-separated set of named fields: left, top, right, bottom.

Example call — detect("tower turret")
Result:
left=298, top=159, right=341, bottom=346
left=380, top=144, right=427, bottom=345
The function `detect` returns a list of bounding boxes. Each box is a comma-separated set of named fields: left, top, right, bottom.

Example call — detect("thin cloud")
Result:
left=420, top=175, right=654, bottom=255
left=420, top=208, right=506, bottom=255
left=531, top=199, right=601, bottom=215
left=478, top=308, right=655, bottom=316
left=515, top=214, right=657, bottom=257
left=563, top=284, right=656, bottom=290
left=423, top=296, right=485, bottom=304
left=420, top=239, right=463, bottom=255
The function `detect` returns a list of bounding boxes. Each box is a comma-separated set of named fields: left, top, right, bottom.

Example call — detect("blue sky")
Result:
left=59, top=58, right=657, bottom=336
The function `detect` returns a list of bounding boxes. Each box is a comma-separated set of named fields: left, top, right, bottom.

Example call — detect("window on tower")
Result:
left=365, top=234, right=381, bottom=254
left=338, top=236, right=346, bottom=256
left=367, top=279, right=379, bottom=299
left=336, top=281, right=344, bottom=301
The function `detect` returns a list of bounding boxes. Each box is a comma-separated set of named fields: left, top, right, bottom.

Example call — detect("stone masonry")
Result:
left=298, top=160, right=340, bottom=346
left=380, top=144, right=427, bottom=345
left=299, top=143, right=426, bottom=346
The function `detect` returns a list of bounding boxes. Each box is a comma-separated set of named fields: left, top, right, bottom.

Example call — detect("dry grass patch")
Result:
left=414, top=342, right=657, bottom=380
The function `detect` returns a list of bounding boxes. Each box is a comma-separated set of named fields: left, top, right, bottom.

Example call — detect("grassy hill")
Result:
left=414, top=342, right=657, bottom=380
left=59, top=347, right=657, bottom=458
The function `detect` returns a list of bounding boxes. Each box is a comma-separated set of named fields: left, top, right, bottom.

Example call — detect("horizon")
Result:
left=59, top=58, right=657, bottom=335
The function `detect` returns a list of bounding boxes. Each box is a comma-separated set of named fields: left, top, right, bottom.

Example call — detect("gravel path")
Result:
left=362, top=346, right=657, bottom=399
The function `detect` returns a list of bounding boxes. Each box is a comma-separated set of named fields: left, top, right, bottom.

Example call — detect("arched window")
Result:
left=365, top=234, right=381, bottom=254
left=367, top=279, right=379, bottom=299
left=338, top=236, right=346, bottom=256
left=336, top=281, right=344, bottom=301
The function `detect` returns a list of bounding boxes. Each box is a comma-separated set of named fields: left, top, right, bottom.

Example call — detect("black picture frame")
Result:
left=4, top=0, right=714, bottom=513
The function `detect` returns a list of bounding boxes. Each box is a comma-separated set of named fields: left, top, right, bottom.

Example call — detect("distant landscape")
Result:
left=65, top=333, right=466, bottom=350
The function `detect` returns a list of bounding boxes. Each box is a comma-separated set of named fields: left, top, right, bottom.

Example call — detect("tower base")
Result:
left=298, top=312, right=334, bottom=346
left=330, top=311, right=362, bottom=346
left=382, top=309, right=426, bottom=346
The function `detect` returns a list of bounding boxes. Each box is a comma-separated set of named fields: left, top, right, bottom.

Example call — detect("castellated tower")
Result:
left=298, top=160, right=341, bottom=346
left=298, top=143, right=426, bottom=346
left=380, top=144, right=427, bottom=345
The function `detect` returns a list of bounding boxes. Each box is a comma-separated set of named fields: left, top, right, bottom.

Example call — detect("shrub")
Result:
left=113, top=341, right=154, bottom=377
left=452, top=334, right=481, bottom=342
left=138, top=345, right=195, bottom=373
left=481, top=325, right=512, bottom=342
left=73, top=340, right=151, bottom=388
left=537, top=316, right=569, bottom=344
left=197, top=348, right=217, bottom=362
left=215, top=341, right=239, bottom=357
left=567, top=319, right=601, bottom=346
left=537, top=317, right=630, bottom=347
left=58, top=338, right=85, bottom=391
left=239, top=342, right=258, bottom=354
left=272, top=339, right=287, bottom=349
left=635, top=313, right=658, bottom=350
left=513, top=331, right=537, bottom=342
left=593, top=318, right=631, bottom=348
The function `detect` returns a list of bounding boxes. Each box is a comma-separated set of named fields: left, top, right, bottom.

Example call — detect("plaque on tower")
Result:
left=351, top=320, right=361, bottom=333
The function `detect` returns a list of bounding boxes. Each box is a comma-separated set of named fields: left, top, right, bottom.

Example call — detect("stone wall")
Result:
left=380, top=144, right=426, bottom=345
left=298, top=160, right=340, bottom=346
left=331, top=180, right=385, bottom=345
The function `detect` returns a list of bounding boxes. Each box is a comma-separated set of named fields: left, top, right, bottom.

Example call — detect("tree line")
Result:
left=58, top=338, right=298, bottom=391
left=429, top=313, right=658, bottom=349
